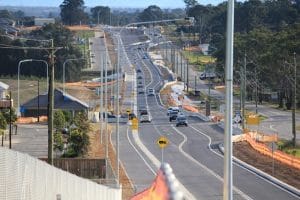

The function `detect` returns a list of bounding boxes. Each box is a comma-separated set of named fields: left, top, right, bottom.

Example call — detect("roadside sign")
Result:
left=157, top=136, right=169, bottom=149
left=246, top=114, right=260, bottom=125
left=132, top=118, right=138, bottom=130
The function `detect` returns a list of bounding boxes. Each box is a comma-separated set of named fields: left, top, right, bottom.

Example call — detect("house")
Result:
left=21, top=88, right=89, bottom=117
left=34, top=18, right=55, bottom=26
left=0, top=18, right=19, bottom=35
left=0, top=81, right=12, bottom=108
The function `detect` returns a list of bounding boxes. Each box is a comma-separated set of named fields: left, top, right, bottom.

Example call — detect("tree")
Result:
left=0, top=112, right=7, bottom=131
left=65, top=128, right=89, bottom=157
left=183, top=0, right=198, bottom=11
left=60, top=0, right=88, bottom=25
left=0, top=112, right=7, bottom=143
left=1, top=108, right=17, bottom=124
left=73, top=112, right=90, bottom=133
left=91, top=6, right=111, bottom=24
left=138, top=5, right=164, bottom=22
left=54, top=110, right=66, bottom=131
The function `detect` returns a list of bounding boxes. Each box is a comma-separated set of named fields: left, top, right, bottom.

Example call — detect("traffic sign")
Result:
left=246, top=114, right=260, bottom=125
left=157, top=136, right=169, bottom=149
left=132, top=118, right=138, bottom=130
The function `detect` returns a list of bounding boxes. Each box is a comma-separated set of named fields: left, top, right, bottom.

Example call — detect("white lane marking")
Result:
left=173, top=126, right=253, bottom=200
left=126, top=127, right=156, bottom=175
left=132, top=128, right=197, bottom=200
left=190, top=124, right=300, bottom=199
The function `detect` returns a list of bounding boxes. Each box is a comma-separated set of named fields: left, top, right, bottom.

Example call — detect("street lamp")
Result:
left=114, top=17, right=194, bottom=187
left=63, top=58, right=85, bottom=95
left=17, top=59, right=48, bottom=116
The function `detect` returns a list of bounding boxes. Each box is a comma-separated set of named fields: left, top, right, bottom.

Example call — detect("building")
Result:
left=0, top=81, right=13, bottom=108
left=34, top=18, right=55, bottom=26
left=21, top=88, right=89, bottom=117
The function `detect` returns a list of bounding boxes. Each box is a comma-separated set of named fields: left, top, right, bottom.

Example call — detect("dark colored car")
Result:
left=176, top=116, right=188, bottom=127
left=169, top=111, right=178, bottom=122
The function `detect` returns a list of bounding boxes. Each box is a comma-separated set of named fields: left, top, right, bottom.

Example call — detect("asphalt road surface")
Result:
left=110, top=28, right=300, bottom=199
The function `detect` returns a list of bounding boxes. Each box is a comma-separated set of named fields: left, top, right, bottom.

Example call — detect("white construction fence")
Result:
left=0, top=147, right=122, bottom=200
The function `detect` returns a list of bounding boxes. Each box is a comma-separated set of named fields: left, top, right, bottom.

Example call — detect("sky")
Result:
left=0, top=0, right=226, bottom=8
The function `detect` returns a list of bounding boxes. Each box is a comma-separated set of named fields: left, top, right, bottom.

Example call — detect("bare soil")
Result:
left=86, top=124, right=134, bottom=199
left=234, top=141, right=300, bottom=189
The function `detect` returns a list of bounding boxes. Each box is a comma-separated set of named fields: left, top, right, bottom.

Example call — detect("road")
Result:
left=146, top=27, right=299, bottom=141
left=3, top=123, right=48, bottom=158
left=109, top=27, right=300, bottom=199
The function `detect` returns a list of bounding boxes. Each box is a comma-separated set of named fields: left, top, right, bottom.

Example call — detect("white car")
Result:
left=147, top=88, right=155, bottom=96
left=167, top=106, right=180, bottom=116
left=140, top=114, right=152, bottom=123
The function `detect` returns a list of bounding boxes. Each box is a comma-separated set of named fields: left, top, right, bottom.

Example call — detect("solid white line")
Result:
left=173, top=126, right=253, bottom=200
left=126, top=127, right=156, bottom=175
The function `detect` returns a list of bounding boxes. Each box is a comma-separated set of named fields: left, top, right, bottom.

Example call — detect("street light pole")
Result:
left=63, top=58, right=85, bottom=95
left=223, top=0, right=234, bottom=199
left=17, top=59, right=48, bottom=117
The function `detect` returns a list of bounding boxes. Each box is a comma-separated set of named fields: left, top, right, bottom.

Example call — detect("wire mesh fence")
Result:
left=0, top=147, right=122, bottom=200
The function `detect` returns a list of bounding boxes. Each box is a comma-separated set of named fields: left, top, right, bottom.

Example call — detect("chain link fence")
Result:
left=0, top=147, right=121, bottom=200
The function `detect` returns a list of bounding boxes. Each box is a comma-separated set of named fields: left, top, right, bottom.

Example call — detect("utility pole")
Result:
left=37, top=80, right=40, bottom=122
left=186, top=59, right=189, bottom=93
left=116, top=36, right=120, bottom=187
left=48, top=39, right=54, bottom=165
left=176, top=49, right=179, bottom=75
left=9, top=91, right=12, bottom=149
left=180, top=51, right=183, bottom=80
left=255, top=66, right=258, bottom=114
left=100, top=55, right=104, bottom=144
left=242, top=53, right=247, bottom=129
left=293, top=52, right=297, bottom=146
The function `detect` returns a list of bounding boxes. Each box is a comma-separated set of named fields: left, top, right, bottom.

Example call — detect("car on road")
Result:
left=138, top=88, right=145, bottom=94
left=137, top=75, right=143, bottom=79
left=137, top=84, right=143, bottom=88
left=199, top=72, right=216, bottom=80
left=176, top=115, right=188, bottom=127
left=140, top=113, right=152, bottom=123
left=169, top=110, right=179, bottom=121
left=137, top=69, right=142, bottom=73
left=147, top=88, right=155, bottom=96
left=167, top=106, right=180, bottom=116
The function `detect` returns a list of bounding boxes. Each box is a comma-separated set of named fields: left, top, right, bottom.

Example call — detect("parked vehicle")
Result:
left=199, top=72, right=216, bottom=80
left=176, top=115, right=188, bottom=127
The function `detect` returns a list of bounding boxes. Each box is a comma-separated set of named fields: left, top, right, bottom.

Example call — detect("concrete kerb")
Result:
left=158, top=80, right=210, bottom=122
left=218, top=144, right=300, bottom=198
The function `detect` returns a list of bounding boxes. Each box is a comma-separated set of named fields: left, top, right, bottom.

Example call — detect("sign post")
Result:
left=157, top=136, right=169, bottom=163
left=131, top=117, right=138, bottom=131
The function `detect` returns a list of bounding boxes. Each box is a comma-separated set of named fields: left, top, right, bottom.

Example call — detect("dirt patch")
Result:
left=234, top=141, right=300, bottom=189
left=86, top=124, right=134, bottom=199
left=105, top=32, right=117, bottom=67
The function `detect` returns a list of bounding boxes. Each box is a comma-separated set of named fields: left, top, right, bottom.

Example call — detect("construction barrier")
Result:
left=244, top=133, right=300, bottom=170
left=131, top=163, right=183, bottom=200
left=246, top=131, right=278, bottom=143
left=17, top=116, right=48, bottom=124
